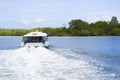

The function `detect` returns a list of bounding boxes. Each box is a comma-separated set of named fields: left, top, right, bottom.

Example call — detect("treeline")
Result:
left=0, top=16, right=120, bottom=36
left=67, top=16, right=120, bottom=36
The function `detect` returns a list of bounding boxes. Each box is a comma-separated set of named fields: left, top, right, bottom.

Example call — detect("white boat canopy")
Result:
left=23, top=31, right=47, bottom=37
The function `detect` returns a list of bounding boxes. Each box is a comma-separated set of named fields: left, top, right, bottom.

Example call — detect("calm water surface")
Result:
left=0, top=36, right=120, bottom=80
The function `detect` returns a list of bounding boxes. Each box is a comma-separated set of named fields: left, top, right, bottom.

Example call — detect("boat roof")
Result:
left=23, top=31, right=47, bottom=37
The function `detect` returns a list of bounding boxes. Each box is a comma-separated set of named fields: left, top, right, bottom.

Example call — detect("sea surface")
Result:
left=0, top=36, right=120, bottom=80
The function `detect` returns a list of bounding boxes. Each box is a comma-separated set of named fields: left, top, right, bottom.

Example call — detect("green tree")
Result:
left=109, top=16, right=118, bottom=25
left=111, top=28, right=120, bottom=35
left=108, top=16, right=118, bottom=28
left=69, top=19, right=89, bottom=30
left=78, top=30, right=90, bottom=36
left=90, top=21, right=108, bottom=35
left=91, top=28, right=105, bottom=36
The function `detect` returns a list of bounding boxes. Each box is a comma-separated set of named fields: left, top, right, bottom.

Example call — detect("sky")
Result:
left=0, top=0, right=120, bottom=29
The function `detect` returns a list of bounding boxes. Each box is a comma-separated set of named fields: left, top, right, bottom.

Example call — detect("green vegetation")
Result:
left=0, top=16, right=120, bottom=36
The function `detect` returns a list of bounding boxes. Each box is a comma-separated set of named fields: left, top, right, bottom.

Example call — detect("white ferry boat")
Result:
left=21, top=31, right=48, bottom=48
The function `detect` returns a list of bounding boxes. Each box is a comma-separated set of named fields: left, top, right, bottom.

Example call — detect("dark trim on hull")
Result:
left=27, top=46, right=49, bottom=49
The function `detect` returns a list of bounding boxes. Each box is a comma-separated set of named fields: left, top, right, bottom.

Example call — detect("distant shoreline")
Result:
left=0, top=17, right=120, bottom=36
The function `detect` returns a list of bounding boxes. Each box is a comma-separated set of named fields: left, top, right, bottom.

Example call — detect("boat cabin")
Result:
left=21, top=31, right=48, bottom=48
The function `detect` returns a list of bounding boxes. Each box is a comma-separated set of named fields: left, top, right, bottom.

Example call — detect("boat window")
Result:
left=24, top=37, right=43, bottom=43
left=31, top=37, right=41, bottom=42
left=23, top=37, right=30, bottom=43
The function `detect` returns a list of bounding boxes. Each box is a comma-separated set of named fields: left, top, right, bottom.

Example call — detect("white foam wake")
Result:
left=0, top=47, right=117, bottom=80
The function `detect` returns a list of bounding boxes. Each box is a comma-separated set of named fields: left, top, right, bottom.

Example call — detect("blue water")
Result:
left=0, top=36, right=120, bottom=80
left=49, top=36, right=120, bottom=66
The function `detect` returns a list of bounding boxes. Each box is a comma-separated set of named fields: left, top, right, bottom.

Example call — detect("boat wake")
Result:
left=0, top=47, right=119, bottom=80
